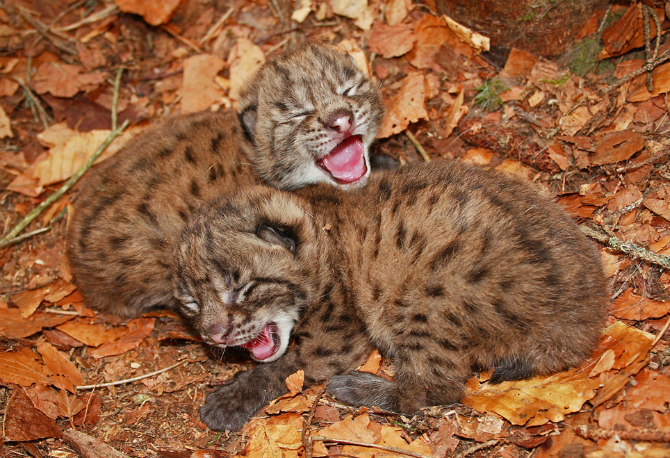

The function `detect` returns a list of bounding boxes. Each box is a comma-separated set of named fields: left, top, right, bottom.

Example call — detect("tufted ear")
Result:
left=239, top=105, right=258, bottom=143
left=256, top=224, right=297, bottom=254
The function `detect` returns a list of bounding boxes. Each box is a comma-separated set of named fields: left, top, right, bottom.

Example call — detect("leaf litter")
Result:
left=1, top=1, right=670, bottom=457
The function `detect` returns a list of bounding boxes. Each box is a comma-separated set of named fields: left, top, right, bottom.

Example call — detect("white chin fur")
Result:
left=253, top=311, right=298, bottom=363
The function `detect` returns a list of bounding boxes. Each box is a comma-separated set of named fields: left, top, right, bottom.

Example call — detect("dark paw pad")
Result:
left=327, top=371, right=398, bottom=411
left=200, top=383, right=263, bottom=431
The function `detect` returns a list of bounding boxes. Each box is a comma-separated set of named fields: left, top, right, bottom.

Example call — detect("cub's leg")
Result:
left=328, top=345, right=472, bottom=413
left=201, top=300, right=373, bottom=431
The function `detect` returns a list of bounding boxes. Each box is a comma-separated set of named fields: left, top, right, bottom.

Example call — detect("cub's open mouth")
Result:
left=240, top=322, right=280, bottom=361
left=317, top=135, right=367, bottom=184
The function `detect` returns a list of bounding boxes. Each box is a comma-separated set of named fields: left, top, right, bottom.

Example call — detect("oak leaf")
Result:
left=31, top=62, right=106, bottom=98
left=0, top=347, right=51, bottom=387
left=367, top=22, right=416, bottom=58
left=377, top=72, right=428, bottom=138
left=113, top=0, right=180, bottom=26
left=181, top=53, right=226, bottom=114
left=37, top=342, right=84, bottom=393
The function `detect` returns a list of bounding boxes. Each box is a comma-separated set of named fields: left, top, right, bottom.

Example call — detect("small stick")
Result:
left=456, top=439, right=498, bottom=458
left=303, top=385, right=327, bottom=458
left=199, top=7, right=234, bottom=45
left=0, top=67, right=128, bottom=249
left=55, top=4, right=119, bottom=33
left=605, top=49, right=670, bottom=94
left=14, top=77, right=51, bottom=129
left=651, top=314, right=670, bottom=348
left=311, top=436, right=433, bottom=458
left=405, top=130, right=431, bottom=162
left=574, top=425, right=670, bottom=442
left=160, top=24, right=202, bottom=53
left=77, top=361, right=185, bottom=390
left=0, top=226, right=51, bottom=247
left=614, top=147, right=669, bottom=174
left=580, top=225, right=670, bottom=269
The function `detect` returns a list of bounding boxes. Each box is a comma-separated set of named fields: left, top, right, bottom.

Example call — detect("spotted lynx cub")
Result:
left=66, top=42, right=383, bottom=316
left=175, top=161, right=608, bottom=431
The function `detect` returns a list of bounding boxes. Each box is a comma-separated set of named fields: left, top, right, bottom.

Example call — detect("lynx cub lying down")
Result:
left=66, top=42, right=383, bottom=317
left=174, top=161, right=608, bottom=431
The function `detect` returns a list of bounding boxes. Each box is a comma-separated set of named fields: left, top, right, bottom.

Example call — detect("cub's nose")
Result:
left=206, top=323, right=231, bottom=344
left=325, top=109, right=354, bottom=134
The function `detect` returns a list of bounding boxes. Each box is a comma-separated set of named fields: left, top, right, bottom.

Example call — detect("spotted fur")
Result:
left=66, top=42, right=383, bottom=317
left=175, top=161, right=608, bottom=431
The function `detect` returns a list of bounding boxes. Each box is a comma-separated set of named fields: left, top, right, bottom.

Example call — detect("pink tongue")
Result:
left=241, top=323, right=277, bottom=361
left=320, top=136, right=367, bottom=184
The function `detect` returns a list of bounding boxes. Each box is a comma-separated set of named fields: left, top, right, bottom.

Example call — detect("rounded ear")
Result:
left=256, top=224, right=297, bottom=254
left=239, top=105, right=258, bottom=143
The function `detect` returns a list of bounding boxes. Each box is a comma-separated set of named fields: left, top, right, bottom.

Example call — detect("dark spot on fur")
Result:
left=156, top=147, right=173, bottom=159
left=372, top=284, right=382, bottom=301
left=184, top=146, right=196, bottom=164
left=211, top=132, right=224, bottom=154
left=493, top=300, right=529, bottom=330
left=412, top=313, right=428, bottom=323
left=314, top=347, right=333, bottom=357
left=446, top=313, right=462, bottom=327
left=467, top=264, right=489, bottom=283
left=394, top=299, right=410, bottom=308
left=439, top=339, right=459, bottom=351
left=378, top=181, right=392, bottom=201
left=430, top=239, right=460, bottom=271
left=425, top=284, right=444, bottom=297
left=396, top=222, right=406, bottom=249
left=190, top=180, right=201, bottom=198
left=401, top=181, right=428, bottom=195
left=137, top=203, right=158, bottom=226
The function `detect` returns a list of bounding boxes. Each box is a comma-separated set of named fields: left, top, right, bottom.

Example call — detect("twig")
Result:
left=651, top=314, right=670, bottom=348
left=55, top=4, right=118, bottom=33
left=14, top=77, right=51, bottom=129
left=19, top=10, right=77, bottom=56
left=0, top=67, right=128, bottom=249
left=111, top=67, right=123, bottom=131
left=614, top=148, right=669, bottom=174
left=0, top=226, right=51, bottom=247
left=405, top=130, right=431, bottom=162
left=580, top=225, right=670, bottom=269
left=456, top=439, right=498, bottom=458
left=605, top=48, right=670, bottom=94
left=574, top=425, right=670, bottom=442
left=77, top=361, right=185, bottom=390
left=160, top=24, right=202, bottom=53
left=43, top=307, right=79, bottom=316
left=303, top=385, right=327, bottom=458
left=199, top=7, right=234, bottom=45
left=311, top=436, right=433, bottom=458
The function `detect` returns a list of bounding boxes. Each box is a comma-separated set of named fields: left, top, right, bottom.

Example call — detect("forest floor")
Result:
left=1, top=0, right=670, bottom=457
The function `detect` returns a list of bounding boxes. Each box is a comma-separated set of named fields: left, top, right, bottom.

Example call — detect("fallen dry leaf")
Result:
left=0, top=102, right=12, bottom=138
left=4, top=389, right=63, bottom=441
left=32, top=128, right=134, bottom=186
left=90, top=317, right=156, bottom=358
left=239, top=412, right=303, bottom=458
left=590, top=130, right=646, bottom=166
left=57, top=389, right=86, bottom=418
left=377, top=72, right=428, bottom=138
left=330, top=0, right=367, bottom=20
left=464, top=322, right=652, bottom=427
left=0, top=309, right=73, bottom=339
left=24, top=385, right=61, bottom=420
left=358, top=349, right=382, bottom=373
left=31, top=62, right=106, bottom=98
left=37, top=341, right=84, bottom=393
left=228, top=38, right=265, bottom=100
left=113, top=0, right=180, bottom=26
left=623, top=368, right=670, bottom=412
left=181, top=53, right=226, bottom=114
left=644, top=197, right=670, bottom=221
left=407, top=15, right=455, bottom=69
left=628, top=62, right=670, bottom=102
left=443, top=14, right=490, bottom=53
left=610, top=289, right=670, bottom=321
left=266, top=391, right=314, bottom=415
left=57, top=318, right=128, bottom=347
left=367, top=22, right=416, bottom=58
left=11, top=284, right=50, bottom=318
left=500, top=47, right=538, bottom=78
left=384, top=0, right=411, bottom=25
left=286, top=370, right=304, bottom=394
left=0, top=346, right=51, bottom=387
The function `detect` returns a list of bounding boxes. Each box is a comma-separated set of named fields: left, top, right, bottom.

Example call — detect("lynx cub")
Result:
left=175, top=161, right=608, bottom=431
left=66, top=42, right=383, bottom=316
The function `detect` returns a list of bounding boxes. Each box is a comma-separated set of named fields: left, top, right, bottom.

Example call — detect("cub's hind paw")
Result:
left=328, top=371, right=399, bottom=412
left=200, top=383, right=263, bottom=431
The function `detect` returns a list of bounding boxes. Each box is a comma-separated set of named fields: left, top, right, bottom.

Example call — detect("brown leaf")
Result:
left=57, top=317, right=128, bottom=347
left=73, top=393, right=102, bottom=426
left=266, top=392, right=314, bottom=415
left=377, top=72, right=428, bottom=138
left=358, top=349, right=382, bottom=374
left=89, top=317, right=155, bottom=358
left=385, top=0, right=411, bottom=25
left=32, top=127, right=134, bottom=186
left=429, top=418, right=460, bottom=456
left=181, top=53, right=226, bottom=114
left=0, top=103, right=12, bottom=138
left=590, top=130, right=646, bottom=166
left=113, top=0, right=180, bottom=26
left=0, top=308, right=73, bottom=339
left=4, top=389, right=62, bottom=441
left=628, top=62, right=670, bottom=102
left=239, top=413, right=303, bottom=458
left=285, top=370, right=304, bottom=395
left=623, top=368, right=670, bottom=411
left=0, top=347, right=51, bottom=387
left=644, top=197, right=670, bottom=222
left=228, top=38, right=265, bottom=100
left=607, top=184, right=643, bottom=212
left=37, top=341, right=84, bottom=393
left=31, top=62, right=106, bottom=98
left=6, top=171, right=44, bottom=197
left=57, top=389, right=86, bottom=418
left=330, top=0, right=367, bottom=19
left=500, top=47, right=538, bottom=78
left=611, top=289, right=670, bottom=321
left=368, top=22, right=416, bottom=58
left=407, top=15, right=456, bottom=69
left=23, top=384, right=61, bottom=420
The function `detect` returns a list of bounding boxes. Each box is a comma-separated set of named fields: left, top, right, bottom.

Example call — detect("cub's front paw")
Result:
left=328, top=371, right=399, bottom=412
left=200, top=381, right=264, bottom=431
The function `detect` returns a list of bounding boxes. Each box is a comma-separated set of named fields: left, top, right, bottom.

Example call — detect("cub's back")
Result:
left=67, top=111, right=257, bottom=316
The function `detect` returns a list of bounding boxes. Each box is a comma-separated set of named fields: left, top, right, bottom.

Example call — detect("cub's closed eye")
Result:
left=181, top=301, right=200, bottom=313
left=343, top=86, right=355, bottom=97
left=257, top=224, right=297, bottom=254
left=291, top=110, right=312, bottom=119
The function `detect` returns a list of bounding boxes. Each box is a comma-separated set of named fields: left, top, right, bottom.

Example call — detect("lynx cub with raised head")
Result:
left=175, top=161, right=608, bottom=431
left=66, top=42, right=383, bottom=317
